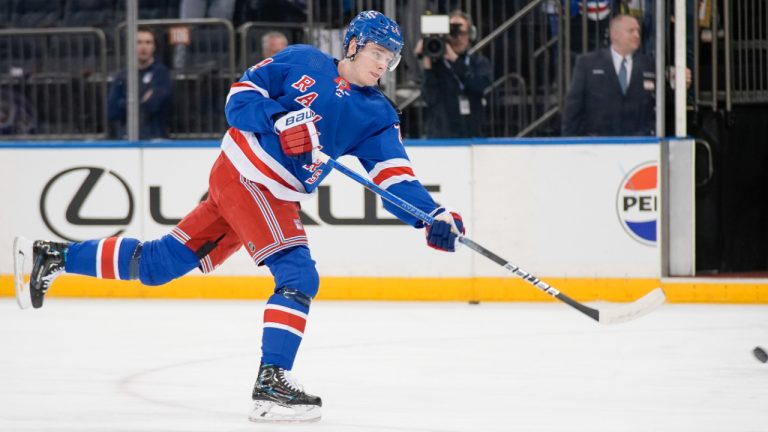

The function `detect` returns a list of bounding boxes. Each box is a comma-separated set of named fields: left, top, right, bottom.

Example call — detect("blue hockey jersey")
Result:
left=221, top=44, right=438, bottom=227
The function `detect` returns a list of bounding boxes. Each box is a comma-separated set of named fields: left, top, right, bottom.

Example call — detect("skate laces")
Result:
left=36, top=243, right=66, bottom=292
left=279, top=370, right=305, bottom=393
left=40, top=266, right=64, bottom=290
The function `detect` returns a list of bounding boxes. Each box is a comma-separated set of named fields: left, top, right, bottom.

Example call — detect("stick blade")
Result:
left=598, top=287, right=667, bottom=325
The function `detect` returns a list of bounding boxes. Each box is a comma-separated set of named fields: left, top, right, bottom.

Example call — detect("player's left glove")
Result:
left=273, top=108, right=320, bottom=165
left=425, top=207, right=465, bottom=252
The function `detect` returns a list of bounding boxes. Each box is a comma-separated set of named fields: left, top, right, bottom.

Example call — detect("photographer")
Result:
left=415, top=10, right=491, bottom=138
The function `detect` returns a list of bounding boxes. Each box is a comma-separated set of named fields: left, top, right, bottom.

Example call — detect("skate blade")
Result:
left=248, top=400, right=322, bottom=423
left=13, top=236, right=33, bottom=310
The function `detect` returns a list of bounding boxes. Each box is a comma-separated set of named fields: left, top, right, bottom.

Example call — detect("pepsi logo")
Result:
left=616, top=161, right=658, bottom=246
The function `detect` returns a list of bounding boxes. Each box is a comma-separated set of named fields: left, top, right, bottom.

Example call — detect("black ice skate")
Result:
left=248, top=363, right=322, bottom=423
left=13, top=237, right=68, bottom=309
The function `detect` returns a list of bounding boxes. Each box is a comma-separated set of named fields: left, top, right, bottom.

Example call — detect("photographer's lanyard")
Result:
left=443, top=55, right=472, bottom=115
left=442, top=55, right=471, bottom=92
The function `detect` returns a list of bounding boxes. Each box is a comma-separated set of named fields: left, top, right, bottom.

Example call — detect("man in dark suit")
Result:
left=562, top=14, right=656, bottom=136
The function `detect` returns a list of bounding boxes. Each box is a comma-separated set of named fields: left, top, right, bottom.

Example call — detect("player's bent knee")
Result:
left=294, top=259, right=320, bottom=299
left=276, top=286, right=313, bottom=308
left=264, top=246, right=319, bottom=300
left=138, top=234, right=200, bottom=286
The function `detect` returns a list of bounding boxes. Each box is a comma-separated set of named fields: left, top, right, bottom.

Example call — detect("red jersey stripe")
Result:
left=100, top=237, right=117, bottom=279
left=372, top=166, right=415, bottom=185
left=264, top=309, right=307, bottom=333
left=227, top=128, right=300, bottom=192
left=231, top=82, right=257, bottom=89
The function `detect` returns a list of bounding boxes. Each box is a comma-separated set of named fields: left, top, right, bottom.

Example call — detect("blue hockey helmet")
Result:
left=343, top=10, right=403, bottom=71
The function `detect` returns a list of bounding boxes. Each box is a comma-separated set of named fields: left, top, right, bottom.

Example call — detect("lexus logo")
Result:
left=38, top=166, right=442, bottom=242
left=40, top=167, right=134, bottom=242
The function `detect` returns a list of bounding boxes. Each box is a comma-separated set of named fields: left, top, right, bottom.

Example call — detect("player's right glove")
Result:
left=273, top=108, right=320, bottom=165
left=425, top=207, right=465, bottom=252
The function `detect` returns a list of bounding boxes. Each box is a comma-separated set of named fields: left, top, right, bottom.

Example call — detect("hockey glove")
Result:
left=425, top=207, right=465, bottom=252
left=274, top=108, right=320, bottom=165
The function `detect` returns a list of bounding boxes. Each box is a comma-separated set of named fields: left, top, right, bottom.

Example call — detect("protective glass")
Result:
left=358, top=43, right=402, bottom=71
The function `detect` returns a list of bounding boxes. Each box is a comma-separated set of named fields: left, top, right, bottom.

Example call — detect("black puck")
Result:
left=468, top=300, right=480, bottom=305
left=754, top=346, right=768, bottom=363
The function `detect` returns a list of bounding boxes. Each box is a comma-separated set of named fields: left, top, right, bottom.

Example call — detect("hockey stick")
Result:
left=317, top=151, right=666, bottom=325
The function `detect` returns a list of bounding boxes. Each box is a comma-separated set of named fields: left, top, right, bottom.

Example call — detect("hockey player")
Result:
left=13, top=10, right=465, bottom=423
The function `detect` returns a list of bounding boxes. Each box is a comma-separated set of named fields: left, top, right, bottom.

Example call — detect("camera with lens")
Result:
left=420, top=14, right=462, bottom=59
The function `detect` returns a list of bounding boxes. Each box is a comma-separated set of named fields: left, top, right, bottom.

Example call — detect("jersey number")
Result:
left=249, top=58, right=273, bottom=71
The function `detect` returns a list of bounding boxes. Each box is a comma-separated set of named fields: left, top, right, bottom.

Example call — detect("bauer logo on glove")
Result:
left=274, top=108, right=321, bottom=165
left=425, top=207, right=465, bottom=252
left=281, top=109, right=315, bottom=127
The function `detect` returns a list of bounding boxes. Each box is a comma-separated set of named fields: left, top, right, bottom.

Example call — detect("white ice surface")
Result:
left=1, top=298, right=767, bottom=432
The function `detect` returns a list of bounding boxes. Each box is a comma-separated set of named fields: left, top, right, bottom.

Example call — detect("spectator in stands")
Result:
left=562, top=14, right=656, bottom=136
left=108, top=27, right=172, bottom=140
left=415, top=10, right=492, bottom=138
left=261, top=31, right=288, bottom=59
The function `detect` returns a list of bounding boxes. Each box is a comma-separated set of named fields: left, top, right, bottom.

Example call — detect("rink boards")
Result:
left=1, top=138, right=765, bottom=303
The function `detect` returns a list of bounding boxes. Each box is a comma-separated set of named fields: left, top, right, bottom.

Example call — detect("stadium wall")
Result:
left=1, top=138, right=765, bottom=303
